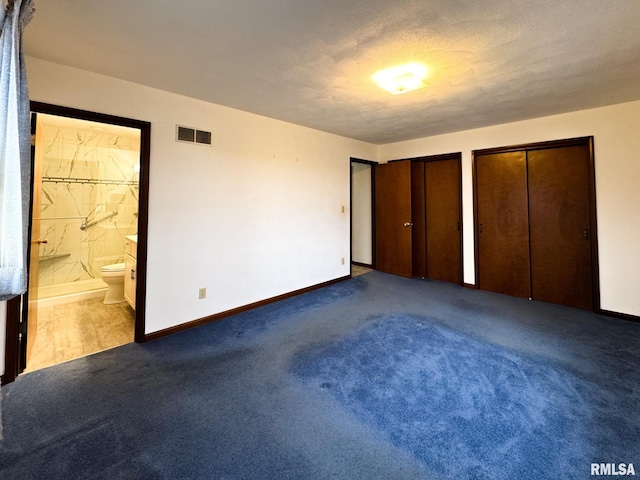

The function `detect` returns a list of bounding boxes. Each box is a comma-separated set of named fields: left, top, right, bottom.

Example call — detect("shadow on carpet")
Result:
left=292, top=313, right=640, bottom=479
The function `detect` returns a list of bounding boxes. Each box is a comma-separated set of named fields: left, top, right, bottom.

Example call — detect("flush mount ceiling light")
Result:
left=372, top=62, right=429, bottom=95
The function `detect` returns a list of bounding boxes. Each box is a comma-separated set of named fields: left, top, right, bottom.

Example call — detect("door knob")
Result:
left=403, top=222, right=413, bottom=227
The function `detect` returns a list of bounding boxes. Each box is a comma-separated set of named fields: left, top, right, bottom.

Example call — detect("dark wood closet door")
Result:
left=375, top=161, right=413, bottom=277
left=411, top=162, right=427, bottom=278
left=475, top=151, right=531, bottom=298
left=528, top=145, right=593, bottom=309
left=425, top=159, right=462, bottom=284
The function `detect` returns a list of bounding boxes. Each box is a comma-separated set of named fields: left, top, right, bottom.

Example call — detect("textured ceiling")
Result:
left=22, top=0, right=640, bottom=144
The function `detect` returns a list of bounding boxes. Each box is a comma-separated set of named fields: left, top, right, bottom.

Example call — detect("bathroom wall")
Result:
left=38, top=117, right=140, bottom=297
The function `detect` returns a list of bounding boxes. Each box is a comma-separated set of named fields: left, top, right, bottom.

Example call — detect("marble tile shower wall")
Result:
left=39, top=125, right=140, bottom=289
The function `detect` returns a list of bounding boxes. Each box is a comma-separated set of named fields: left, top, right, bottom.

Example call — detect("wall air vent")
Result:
left=176, top=125, right=212, bottom=146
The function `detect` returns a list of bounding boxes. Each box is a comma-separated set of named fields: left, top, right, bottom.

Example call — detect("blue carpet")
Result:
left=293, top=315, right=633, bottom=479
left=1, top=271, right=639, bottom=479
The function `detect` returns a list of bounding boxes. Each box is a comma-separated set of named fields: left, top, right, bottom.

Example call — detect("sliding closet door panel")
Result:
left=528, top=145, right=593, bottom=309
left=375, top=161, right=413, bottom=278
left=476, top=152, right=530, bottom=298
left=425, top=159, right=462, bottom=284
left=411, top=162, right=427, bottom=278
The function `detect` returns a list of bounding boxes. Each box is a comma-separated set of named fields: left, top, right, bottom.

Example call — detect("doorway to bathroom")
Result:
left=3, top=103, right=150, bottom=382
left=350, top=158, right=376, bottom=277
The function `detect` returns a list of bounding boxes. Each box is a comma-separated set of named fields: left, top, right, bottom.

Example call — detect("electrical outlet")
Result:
left=341, top=257, right=345, bottom=265
left=199, top=287, right=206, bottom=299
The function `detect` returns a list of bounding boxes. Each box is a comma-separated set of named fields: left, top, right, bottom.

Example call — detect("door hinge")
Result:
left=30, top=134, right=36, bottom=146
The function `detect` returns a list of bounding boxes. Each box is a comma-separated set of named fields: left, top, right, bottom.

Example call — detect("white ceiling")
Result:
left=22, top=0, right=640, bottom=144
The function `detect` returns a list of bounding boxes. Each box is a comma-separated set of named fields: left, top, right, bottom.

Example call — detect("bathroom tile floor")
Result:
left=24, top=297, right=134, bottom=373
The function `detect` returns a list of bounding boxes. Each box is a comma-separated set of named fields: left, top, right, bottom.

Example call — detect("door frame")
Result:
left=472, top=136, right=600, bottom=311
left=2, top=102, right=151, bottom=384
left=350, top=158, right=377, bottom=269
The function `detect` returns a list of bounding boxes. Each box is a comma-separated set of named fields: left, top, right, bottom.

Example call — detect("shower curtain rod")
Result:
left=42, top=176, right=137, bottom=186
left=40, top=215, right=87, bottom=221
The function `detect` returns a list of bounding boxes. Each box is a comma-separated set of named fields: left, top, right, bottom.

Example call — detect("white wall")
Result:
left=24, top=57, right=376, bottom=336
left=351, top=162, right=373, bottom=265
left=379, top=100, right=640, bottom=316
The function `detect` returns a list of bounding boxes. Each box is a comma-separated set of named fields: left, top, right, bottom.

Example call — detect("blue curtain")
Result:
left=0, top=0, right=34, bottom=300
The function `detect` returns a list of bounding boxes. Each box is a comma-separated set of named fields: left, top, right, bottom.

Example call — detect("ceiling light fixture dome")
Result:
left=373, top=62, right=428, bottom=95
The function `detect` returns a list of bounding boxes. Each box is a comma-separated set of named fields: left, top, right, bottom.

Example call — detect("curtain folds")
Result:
left=0, top=0, right=35, bottom=300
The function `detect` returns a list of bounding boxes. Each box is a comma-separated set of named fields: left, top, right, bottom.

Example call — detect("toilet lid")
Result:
left=102, top=262, right=126, bottom=272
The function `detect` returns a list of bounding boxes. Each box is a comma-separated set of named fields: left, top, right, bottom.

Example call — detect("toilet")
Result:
left=101, top=262, right=126, bottom=304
